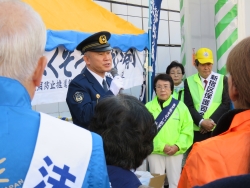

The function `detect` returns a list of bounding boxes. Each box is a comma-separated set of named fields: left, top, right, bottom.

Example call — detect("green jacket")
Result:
left=187, top=73, right=224, bottom=131
left=172, top=87, right=184, bottom=102
left=146, top=96, right=193, bottom=156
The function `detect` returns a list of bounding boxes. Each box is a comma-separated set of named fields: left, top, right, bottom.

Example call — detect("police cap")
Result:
left=76, top=31, right=112, bottom=54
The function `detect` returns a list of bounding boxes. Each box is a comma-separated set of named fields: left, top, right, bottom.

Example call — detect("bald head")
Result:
left=0, top=0, right=46, bottom=83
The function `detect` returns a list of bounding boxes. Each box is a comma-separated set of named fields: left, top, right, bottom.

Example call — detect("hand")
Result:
left=164, top=145, right=179, bottom=156
left=110, top=76, right=124, bottom=95
left=163, top=144, right=171, bottom=154
left=200, top=119, right=216, bottom=132
left=200, top=126, right=208, bottom=134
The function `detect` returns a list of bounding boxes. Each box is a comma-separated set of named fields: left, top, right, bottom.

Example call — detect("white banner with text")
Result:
left=32, top=47, right=146, bottom=105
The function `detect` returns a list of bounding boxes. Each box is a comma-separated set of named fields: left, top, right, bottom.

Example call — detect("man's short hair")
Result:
left=0, top=0, right=46, bottom=83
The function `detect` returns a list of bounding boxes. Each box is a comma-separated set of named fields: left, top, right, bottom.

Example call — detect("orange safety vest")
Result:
left=178, top=110, right=250, bottom=188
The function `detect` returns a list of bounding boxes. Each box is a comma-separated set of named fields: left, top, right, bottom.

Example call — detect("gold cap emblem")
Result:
left=99, top=35, right=107, bottom=44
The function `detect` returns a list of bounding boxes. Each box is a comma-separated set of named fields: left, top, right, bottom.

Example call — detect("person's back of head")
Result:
left=226, top=36, right=250, bottom=109
left=89, top=94, right=157, bottom=170
left=0, top=0, right=46, bottom=86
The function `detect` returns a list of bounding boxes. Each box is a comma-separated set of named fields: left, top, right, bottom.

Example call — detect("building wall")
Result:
left=33, top=0, right=181, bottom=118
left=238, top=0, right=250, bottom=40
left=92, top=0, right=181, bottom=75
left=182, top=0, right=217, bottom=76
left=183, top=0, right=250, bottom=77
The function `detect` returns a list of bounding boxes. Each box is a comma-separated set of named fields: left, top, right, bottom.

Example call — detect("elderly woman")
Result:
left=146, top=74, right=193, bottom=188
left=166, top=61, right=185, bottom=101
left=178, top=36, right=250, bottom=188
left=89, top=94, right=157, bottom=188
left=166, top=61, right=188, bottom=167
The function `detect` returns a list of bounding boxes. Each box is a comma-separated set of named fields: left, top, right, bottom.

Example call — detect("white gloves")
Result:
left=110, top=76, right=124, bottom=96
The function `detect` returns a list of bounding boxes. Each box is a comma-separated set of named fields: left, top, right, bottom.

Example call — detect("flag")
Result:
left=150, top=0, right=162, bottom=98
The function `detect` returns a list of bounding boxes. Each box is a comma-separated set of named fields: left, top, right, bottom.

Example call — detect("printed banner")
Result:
left=150, top=0, right=162, bottom=97
left=32, top=47, right=146, bottom=105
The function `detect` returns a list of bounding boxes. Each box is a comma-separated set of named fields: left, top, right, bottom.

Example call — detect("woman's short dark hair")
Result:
left=153, top=73, right=174, bottom=93
left=89, top=94, right=157, bottom=170
left=166, top=60, right=185, bottom=75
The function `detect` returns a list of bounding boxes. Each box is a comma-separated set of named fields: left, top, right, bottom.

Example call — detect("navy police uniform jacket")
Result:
left=66, top=68, right=113, bottom=129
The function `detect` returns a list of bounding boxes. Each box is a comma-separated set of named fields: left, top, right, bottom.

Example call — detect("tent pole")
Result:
left=148, top=0, right=152, bottom=102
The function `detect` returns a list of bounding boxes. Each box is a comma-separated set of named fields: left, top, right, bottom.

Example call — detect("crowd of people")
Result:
left=178, top=37, right=250, bottom=188
left=1, top=1, right=250, bottom=188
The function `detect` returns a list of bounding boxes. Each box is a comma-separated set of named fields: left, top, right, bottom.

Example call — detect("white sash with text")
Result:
left=23, top=113, right=92, bottom=188
left=199, top=72, right=221, bottom=116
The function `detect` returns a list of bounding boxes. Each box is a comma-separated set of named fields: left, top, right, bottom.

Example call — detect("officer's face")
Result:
left=84, top=50, right=112, bottom=77
left=196, top=62, right=213, bottom=79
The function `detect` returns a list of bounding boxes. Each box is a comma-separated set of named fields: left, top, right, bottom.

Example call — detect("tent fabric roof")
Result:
left=22, top=0, right=149, bottom=51
left=46, top=30, right=148, bottom=52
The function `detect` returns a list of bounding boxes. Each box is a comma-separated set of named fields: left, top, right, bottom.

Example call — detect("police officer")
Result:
left=66, top=31, right=124, bottom=129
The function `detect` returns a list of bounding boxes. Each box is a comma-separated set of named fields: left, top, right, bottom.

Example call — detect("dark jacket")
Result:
left=194, top=174, right=250, bottom=188
left=184, top=75, right=230, bottom=127
left=66, top=68, right=113, bottom=129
